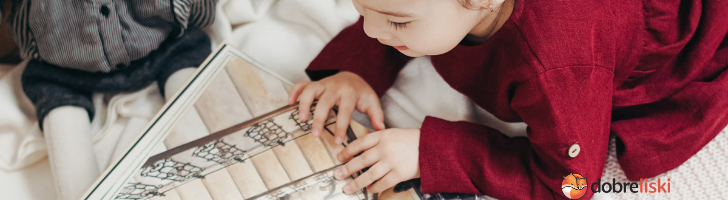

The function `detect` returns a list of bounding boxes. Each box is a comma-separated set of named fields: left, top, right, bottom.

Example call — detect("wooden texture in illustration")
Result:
left=294, top=131, right=336, bottom=172
left=133, top=162, right=184, bottom=200
left=221, top=64, right=295, bottom=189
left=163, top=108, right=244, bottom=200
left=151, top=55, right=378, bottom=199
left=224, top=57, right=289, bottom=114
left=148, top=145, right=213, bottom=200
left=271, top=141, right=313, bottom=180
left=225, top=154, right=268, bottom=198
left=225, top=56, right=375, bottom=199
left=225, top=58, right=317, bottom=182
left=192, top=68, right=269, bottom=197
left=140, top=144, right=196, bottom=200
left=151, top=188, right=182, bottom=200
left=174, top=181, right=214, bottom=200
left=195, top=67, right=300, bottom=198
left=377, top=188, right=416, bottom=200
left=246, top=148, right=292, bottom=189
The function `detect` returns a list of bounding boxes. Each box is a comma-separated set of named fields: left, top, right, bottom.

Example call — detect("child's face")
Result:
left=353, top=0, right=487, bottom=57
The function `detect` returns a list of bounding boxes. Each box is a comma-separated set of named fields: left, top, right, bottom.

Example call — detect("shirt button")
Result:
left=100, top=6, right=110, bottom=18
left=568, top=144, right=580, bottom=158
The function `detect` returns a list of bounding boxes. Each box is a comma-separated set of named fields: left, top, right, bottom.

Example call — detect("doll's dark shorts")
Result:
left=21, top=28, right=211, bottom=128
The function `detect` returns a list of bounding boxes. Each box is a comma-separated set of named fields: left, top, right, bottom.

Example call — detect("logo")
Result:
left=591, top=178, right=670, bottom=194
left=559, top=173, right=672, bottom=198
left=561, top=173, right=587, bottom=199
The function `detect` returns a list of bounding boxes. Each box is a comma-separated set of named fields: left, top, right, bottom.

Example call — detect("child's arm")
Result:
left=292, top=17, right=413, bottom=141
left=338, top=67, right=613, bottom=199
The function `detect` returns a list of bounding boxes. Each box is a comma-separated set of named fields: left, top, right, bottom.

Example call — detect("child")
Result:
left=0, top=0, right=216, bottom=199
left=289, top=0, right=728, bottom=199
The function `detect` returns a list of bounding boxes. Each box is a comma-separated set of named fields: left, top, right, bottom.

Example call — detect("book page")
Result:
left=84, top=44, right=372, bottom=200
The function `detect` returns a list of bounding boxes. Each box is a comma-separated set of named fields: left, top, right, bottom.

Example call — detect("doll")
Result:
left=0, top=0, right=217, bottom=199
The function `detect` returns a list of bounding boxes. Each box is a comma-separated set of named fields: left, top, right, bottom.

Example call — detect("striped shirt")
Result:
left=0, top=0, right=216, bottom=72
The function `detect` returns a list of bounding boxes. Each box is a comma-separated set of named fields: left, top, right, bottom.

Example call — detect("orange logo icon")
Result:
left=561, top=173, right=587, bottom=199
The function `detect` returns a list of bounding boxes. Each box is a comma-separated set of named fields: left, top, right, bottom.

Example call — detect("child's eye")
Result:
left=388, top=20, right=409, bottom=30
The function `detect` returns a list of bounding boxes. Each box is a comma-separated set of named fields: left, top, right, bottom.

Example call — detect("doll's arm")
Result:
left=418, top=66, right=613, bottom=199
left=306, top=17, right=412, bottom=96
left=172, top=0, right=217, bottom=30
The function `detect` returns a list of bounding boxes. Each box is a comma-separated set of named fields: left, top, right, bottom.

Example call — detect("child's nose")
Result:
left=362, top=18, right=393, bottom=40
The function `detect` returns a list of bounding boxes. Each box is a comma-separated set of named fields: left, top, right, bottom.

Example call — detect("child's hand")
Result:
left=333, top=128, right=421, bottom=194
left=288, top=71, right=386, bottom=143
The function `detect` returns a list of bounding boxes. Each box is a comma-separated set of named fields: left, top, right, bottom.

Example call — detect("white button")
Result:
left=568, top=144, right=580, bottom=158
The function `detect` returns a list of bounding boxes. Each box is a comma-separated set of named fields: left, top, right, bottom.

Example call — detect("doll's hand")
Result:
left=288, top=71, right=385, bottom=142
left=334, top=128, right=421, bottom=194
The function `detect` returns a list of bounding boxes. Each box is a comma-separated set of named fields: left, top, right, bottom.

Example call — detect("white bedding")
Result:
left=0, top=0, right=726, bottom=199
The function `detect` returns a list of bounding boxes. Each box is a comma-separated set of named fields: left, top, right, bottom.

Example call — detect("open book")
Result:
left=82, top=43, right=381, bottom=200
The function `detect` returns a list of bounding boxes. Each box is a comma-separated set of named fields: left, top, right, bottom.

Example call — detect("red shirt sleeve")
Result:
left=306, top=17, right=412, bottom=96
left=419, top=66, right=614, bottom=199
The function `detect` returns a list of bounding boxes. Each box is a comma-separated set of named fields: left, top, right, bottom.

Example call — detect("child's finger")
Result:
left=288, top=81, right=311, bottom=105
left=366, top=173, right=401, bottom=193
left=364, top=98, right=385, bottom=131
left=342, top=163, right=390, bottom=195
left=334, top=95, right=356, bottom=143
left=335, top=149, right=381, bottom=180
left=297, top=83, right=325, bottom=121
left=338, top=131, right=380, bottom=162
left=311, top=92, right=336, bottom=137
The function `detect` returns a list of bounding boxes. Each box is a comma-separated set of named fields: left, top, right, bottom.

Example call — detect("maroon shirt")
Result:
left=307, top=0, right=728, bottom=199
